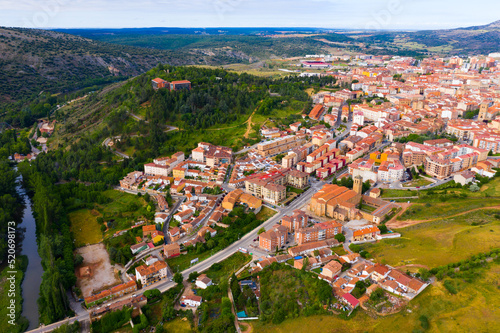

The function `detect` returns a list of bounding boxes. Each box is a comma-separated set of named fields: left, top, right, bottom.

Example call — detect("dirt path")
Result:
left=239, top=322, right=253, bottom=333
left=387, top=205, right=500, bottom=229
left=244, top=110, right=256, bottom=139
left=395, top=264, right=429, bottom=270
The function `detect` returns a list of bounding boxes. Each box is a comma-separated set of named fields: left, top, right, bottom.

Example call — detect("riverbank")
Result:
left=0, top=255, right=29, bottom=333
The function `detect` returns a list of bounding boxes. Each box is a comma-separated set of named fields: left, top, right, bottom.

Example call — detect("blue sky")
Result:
left=1, top=0, right=499, bottom=30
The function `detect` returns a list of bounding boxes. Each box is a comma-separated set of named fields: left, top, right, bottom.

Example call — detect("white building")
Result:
left=180, top=295, right=202, bottom=307
left=195, top=274, right=213, bottom=289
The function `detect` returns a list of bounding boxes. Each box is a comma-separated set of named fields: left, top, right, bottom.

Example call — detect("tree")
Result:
left=302, top=257, right=309, bottom=271
left=334, top=233, right=346, bottom=243
left=188, top=271, right=199, bottom=282
left=74, top=254, right=84, bottom=266
left=162, top=305, right=176, bottom=321
left=469, top=183, right=480, bottom=192
left=378, top=224, right=388, bottom=234
left=143, top=289, right=161, bottom=299
left=173, top=272, right=183, bottom=284
left=257, top=227, right=266, bottom=235
left=418, top=268, right=431, bottom=281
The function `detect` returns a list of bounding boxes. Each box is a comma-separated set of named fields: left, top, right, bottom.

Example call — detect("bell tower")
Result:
left=353, top=176, right=363, bottom=194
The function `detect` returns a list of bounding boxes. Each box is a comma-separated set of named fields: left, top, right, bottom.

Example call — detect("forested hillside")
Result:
left=0, top=27, right=260, bottom=123
left=54, top=65, right=333, bottom=157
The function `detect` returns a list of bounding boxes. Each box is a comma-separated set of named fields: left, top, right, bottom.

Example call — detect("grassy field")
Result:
left=163, top=318, right=192, bottom=333
left=68, top=190, right=148, bottom=245
left=69, top=209, right=103, bottom=247
left=398, top=197, right=500, bottom=221
left=256, top=206, right=277, bottom=222
left=381, top=189, right=418, bottom=198
left=251, top=262, right=500, bottom=333
left=401, top=178, right=433, bottom=188
left=360, top=209, right=500, bottom=267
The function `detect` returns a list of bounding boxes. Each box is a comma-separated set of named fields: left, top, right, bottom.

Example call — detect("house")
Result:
left=130, top=242, right=148, bottom=255
left=155, top=213, right=169, bottom=224
left=195, top=274, right=213, bottom=289
left=151, top=231, right=165, bottom=244
left=341, top=293, right=360, bottom=309
left=180, top=295, right=202, bottom=307
left=352, top=226, right=380, bottom=242
left=198, top=226, right=217, bottom=239
left=168, top=227, right=181, bottom=242
left=170, top=80, right=191, bottom=91
left=142, top=225, right=157, bottom=237
left=257, top=257, right=277, bottom=270
left=453, top=170, right=476, bottom=186
left=340, top=253, right=360, bottom=264
left=321, top=260, right=343, bottom=280
left=163, top=243, right=181, bottom=258
left=371, top=264, right=390, bottom=282
left=152, top=78, right=168, bottom=90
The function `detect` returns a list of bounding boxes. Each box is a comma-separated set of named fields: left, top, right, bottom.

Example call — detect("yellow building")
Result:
left=172, top=166, right=185, bottom=179
left=369, top=152, right=388, bottom=164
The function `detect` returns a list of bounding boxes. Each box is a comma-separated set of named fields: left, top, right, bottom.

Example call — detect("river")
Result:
left=16, top=172, right=43, bottom=330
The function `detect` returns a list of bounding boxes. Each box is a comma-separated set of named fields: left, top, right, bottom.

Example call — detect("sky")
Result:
left=1, top=0, right=499, bottom=30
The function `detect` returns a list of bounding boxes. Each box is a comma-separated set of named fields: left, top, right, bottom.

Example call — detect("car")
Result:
left=416, top=186, right=420, bottom=188
left=253, top=238, right=258, bottom=241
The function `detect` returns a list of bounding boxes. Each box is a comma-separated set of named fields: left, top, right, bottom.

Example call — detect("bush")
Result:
left=443, top=279, right=458, bottom=294
left=419, top=315, right=430, bottom=330
left=334, top=233, right=346, bottom=243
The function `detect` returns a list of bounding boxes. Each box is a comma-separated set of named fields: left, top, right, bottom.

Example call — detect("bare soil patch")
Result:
left=75, top=243, right=122, bottom=297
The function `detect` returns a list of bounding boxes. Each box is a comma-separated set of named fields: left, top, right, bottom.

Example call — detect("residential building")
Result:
left=352, top=226, right=381, bottom=242
left=281, top=210, right=308, bottom=232
left=135, top=260, right=169, bottom=286
left=295, top=220, right=343, bottom=245
left=180, top=295, right=202, bottom=307
left=259, top=224, right=288, bottom=252
left=163, top=243, right=181, bottom=258
left=195, top=274, right=213, bottom=289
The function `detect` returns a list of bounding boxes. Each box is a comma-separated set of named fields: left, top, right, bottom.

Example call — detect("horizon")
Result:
left=2, top=0, right=499, bottom=30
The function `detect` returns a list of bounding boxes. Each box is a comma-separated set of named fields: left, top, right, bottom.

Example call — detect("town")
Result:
left=40, top=51, right=498, bottom=331
left=3, top=39, right=500, bottom=332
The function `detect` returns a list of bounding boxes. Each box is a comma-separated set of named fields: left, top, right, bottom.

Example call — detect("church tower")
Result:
left=478, top=102, right=489, bottom=121
left=353, top=175, right=363, bottom=194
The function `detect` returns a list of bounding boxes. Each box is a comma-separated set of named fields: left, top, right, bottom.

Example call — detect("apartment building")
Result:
left=244, top=169, right=309, bottom=204
left=144, top=152, right=185, bottom=177
left=192, top=142, right=233, bottom=166
left=259, top=224, right=288, bottom=251
left=295, top=220, right=342, bottom=245
left=424, top=156, right=454, bottom=179
left=135, top=260, right=169, bottom=286
left=256, top=135, right=306, bottom=157
left=281, top=209, right=308, bottom=232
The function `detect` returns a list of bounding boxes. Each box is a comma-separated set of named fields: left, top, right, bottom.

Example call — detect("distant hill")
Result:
left=358, top=20, right=500, bottom=55
left=0, top=27, right=256, bottom=104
